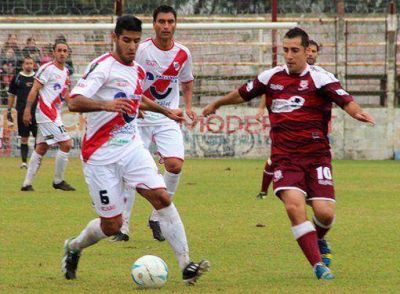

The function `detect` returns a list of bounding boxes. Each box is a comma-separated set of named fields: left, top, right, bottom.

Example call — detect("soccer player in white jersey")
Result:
left=21, top=41, right=75, bottom=192
left=62, top=15, right=209, bottom=284
left=114, top=5, right=197, bottom=242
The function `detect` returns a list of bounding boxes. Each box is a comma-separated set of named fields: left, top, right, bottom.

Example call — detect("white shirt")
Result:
left=35, top=62, right=69, bottom=124
left=71, top=52, right=146, bottom=165
left=135, top=38, right=193, bottom=126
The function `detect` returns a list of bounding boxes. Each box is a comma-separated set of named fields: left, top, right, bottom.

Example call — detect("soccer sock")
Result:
left=157, top=203, right=190, bottom=270
left=121, top=189, right=136, bottom=235
left=261, top=160, right=274, bottom=193
left=313, top=216, right=335, bottom=240
left=23, top=150, right=42, bottom=186
left=69, top=218, right=107, bottom=251
left=21, top=143, right=29, bottom=163
left=150, top=171, right=181, bottom=222
left=54, top=150, right=69, bottom=184
left=291, top=221, right=322, bottom=267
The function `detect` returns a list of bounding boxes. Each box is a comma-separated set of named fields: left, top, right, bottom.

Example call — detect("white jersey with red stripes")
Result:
left=35, top=62, right=69, bottom=124
left=135, top=38, right=193, bottom=126
left=70, top=52, right=146, bottom=165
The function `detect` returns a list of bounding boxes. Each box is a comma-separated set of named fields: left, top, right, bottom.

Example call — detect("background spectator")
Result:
left=22, top=37, right=41, bottom=68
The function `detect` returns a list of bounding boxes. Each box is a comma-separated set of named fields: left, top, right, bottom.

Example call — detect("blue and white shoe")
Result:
left=318, top=239, right=332, bottom=267
left=314, top=262, right=334, bottom=280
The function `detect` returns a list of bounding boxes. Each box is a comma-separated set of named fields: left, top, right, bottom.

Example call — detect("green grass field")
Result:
left=1, top=157, right=399, bottom=293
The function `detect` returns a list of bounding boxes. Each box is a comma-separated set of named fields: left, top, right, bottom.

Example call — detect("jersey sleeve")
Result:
left=179, top=50, right=194, bottom=83
left=35, top=64, right=52, bottom=85
left=7, top=75, right=17, bottom=96
left=71, top=62, right=107, bottom=98
left=319, top=81, right=354, bottom=108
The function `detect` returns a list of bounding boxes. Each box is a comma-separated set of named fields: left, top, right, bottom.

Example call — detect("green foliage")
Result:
left=1, top=158, right=399, bottom=293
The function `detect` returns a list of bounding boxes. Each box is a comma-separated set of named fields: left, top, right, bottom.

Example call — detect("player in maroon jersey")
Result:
left=203, top=27, right=374, bottom=280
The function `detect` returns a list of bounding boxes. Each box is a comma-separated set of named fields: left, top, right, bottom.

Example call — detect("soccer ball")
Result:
left=131, top=255, right=168, bottom=288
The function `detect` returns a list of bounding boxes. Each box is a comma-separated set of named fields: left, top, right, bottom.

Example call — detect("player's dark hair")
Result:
left=23, top=55, right=34, bottom=62
left=284, top=27, right=309, bottom=48
left=115, top=15, right=142, bottom=36
left=153, top=5, right=177, bottom=22
left=308, top=40, right=320, bottom=51
left=53, top=40, right=69, bottom=51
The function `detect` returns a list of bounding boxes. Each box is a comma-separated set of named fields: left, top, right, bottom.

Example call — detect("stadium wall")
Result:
left=1, top=107, right=399, bottom=160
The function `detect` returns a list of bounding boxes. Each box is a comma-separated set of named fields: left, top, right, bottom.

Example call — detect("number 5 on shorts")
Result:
left=99, top=190, right=110, bottom=204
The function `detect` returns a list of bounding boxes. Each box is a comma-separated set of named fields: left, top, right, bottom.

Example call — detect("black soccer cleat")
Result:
left=53, top=181, right=76, bottom=191
left=148, top=220, right=165, bottom=242
left=256, top=191, right=267, bottom=199
left=21, top=185, right=34, bottom=191
left=110, top=232, right=129, bottom=242
left=62, top=239, right=81, bottom=280
left=183, top=260, right=210, bottom=285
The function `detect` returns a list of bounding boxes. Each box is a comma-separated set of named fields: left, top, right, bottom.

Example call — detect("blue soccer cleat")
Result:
left=318, top=239, right=332, bottom=267
left=314, top=262, right=334, bottom=280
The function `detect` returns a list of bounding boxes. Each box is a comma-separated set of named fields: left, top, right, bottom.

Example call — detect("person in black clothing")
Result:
left=7, top=56, right=37, bottom=168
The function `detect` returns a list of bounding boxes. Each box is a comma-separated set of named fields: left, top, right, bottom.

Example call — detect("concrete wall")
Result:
left=1, top=106, right=399, bottom=160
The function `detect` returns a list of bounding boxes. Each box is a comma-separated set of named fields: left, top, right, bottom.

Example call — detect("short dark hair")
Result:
left=153, top=5, right=177, bottom=22
left=53, top=40, right=69, bottom=51
left=284, top=27, right=309, bottom=48
left=23, top=56, right=34, bottom=62
left=308, top=40, right=320, bottom=52
left=115, top=15, right=142, bottom=36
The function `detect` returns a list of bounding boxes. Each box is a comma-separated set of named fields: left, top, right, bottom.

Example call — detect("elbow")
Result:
left=67, top=100, right=78, bottom=112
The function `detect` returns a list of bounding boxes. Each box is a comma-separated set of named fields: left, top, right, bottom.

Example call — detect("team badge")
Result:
left=173, top=61, right=180, bottom=71
left=298, top=80, right=308, bottom=90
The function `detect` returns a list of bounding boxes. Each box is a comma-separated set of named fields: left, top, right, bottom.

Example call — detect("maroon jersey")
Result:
left=238, top=64, right=353, bottom=156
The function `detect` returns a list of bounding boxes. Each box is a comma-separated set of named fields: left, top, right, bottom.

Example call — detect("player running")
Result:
left=21, top=41, right=75, bottom=192
left=7, top=56, right=37, bottom=169
left=62, top=15, right=209, bottom=285
left=203, top=27, right=374, bottom=280
left=113, top=5, right=197, bottom=242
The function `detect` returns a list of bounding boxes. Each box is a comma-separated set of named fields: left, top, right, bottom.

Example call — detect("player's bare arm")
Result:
left=256, top=94, right=267, bottom=122
left=68, top=95, right=135, bottom=113
left=140, top=95, right=185, bottom=123
left=7, top=93, right=15, bottom=123
left=181, top=80, right=197, bottom=122
left=202, top=89, right=246, bottom=116
left=23, top=80, right=42, bottom=126
left=344, top=101, right=375, bottom=125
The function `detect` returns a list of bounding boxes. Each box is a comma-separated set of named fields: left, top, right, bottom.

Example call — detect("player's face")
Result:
left=53, top=43, right=69, bottom=65
left=112, top=30, right=142, bottom=64
left=153, top=12, right=176, bottom=41
left=22, top=59, right=34, bottom=73
left=283, top=37, right=307, bottom=74
left=306, top=44, right=319, bottom=65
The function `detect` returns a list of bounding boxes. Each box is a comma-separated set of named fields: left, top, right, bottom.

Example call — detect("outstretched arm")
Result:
left=202, top=90, right=246, bottom=116
left=140, top=96, right=185, bottom=123
left=343, top=101, right=375, bottom=125
left=68, top=95, right=134, bottom=113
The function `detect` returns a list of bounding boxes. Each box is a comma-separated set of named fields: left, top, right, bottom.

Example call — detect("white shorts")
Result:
left=138, top=123, right=184, bottom=161
left=83, top=145, right=166, bottom=218
left=36, top=121, right=71, bottom=145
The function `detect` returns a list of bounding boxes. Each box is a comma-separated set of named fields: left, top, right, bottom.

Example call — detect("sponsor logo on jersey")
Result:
left=270, top=83, right=284, bottom=90
left=246, top=81, right=254, bottom=92
left=53, top=83, right=62, bottom=91
left=146, top=59, right=159, bottom=67
left=149, top=86, right=172, bottom=100
left=335, top=89, right=349, bottom=96
left=271, top=96, right=305, bottom=113
left=146, top=72, right=155, bottom=81
left=114, top=92, right=139, bottom=123
left=298, top=80, right=309, bottom=91
left=114, top=80, right=130, bottom=87
left=156, top=75, right=178, bottom=81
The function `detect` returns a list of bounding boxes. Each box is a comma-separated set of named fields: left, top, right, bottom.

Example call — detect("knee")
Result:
left=59, top=140, right=72, bottom=152
left=154, top=190, right=172, bottom=209
left=35, top=143, right=48, bottom=155
left=314, top=209, right=335, bottom=226
left=100, top=217, right=122, bottom=236
left=21, top=137, right=29, bottom=144
left=165, top=160, right=182, bottom=174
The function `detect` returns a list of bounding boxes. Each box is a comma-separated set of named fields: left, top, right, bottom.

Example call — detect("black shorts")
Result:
left=17, top=111, right=37, bottom=138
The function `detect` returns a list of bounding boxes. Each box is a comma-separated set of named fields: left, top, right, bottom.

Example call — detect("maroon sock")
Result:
left=296, top=231, right=322, bottom=266
left=261, top=161, right=274, bottom=193
left=313, top=216, right=332, bottom=240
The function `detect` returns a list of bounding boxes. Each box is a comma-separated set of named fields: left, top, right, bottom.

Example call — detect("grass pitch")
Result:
left=1, top=157, right=399, bottom=293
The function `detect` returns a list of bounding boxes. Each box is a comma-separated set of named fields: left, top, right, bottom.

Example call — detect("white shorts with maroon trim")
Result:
left=36, top=121, right=71, bottom=145
left=83, top=145, right=166, bottom=218
left=138, top=123, right=184, bottom=161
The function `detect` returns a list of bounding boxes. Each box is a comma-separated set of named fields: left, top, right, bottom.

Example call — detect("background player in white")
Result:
left=114, top=5, right=197, bottom=242
left=21, top=41, right=75, bottom=192
left=62, top=15, right=209, bottom=284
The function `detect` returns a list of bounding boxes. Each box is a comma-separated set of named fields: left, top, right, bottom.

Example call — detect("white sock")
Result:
left=121, top=189, right=136, bottom=235
left=69, top=218, right=107, bottom=251
left=157, top=203, right=190, bottom=270
left=150, top=171, right=181, bottom=222
left=23, top=151, right=42, bottom=186
left=54, top=150, right=69, bottom=184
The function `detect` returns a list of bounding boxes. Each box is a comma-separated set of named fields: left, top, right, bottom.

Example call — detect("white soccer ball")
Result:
left=131, top=255, right=168, bottom=288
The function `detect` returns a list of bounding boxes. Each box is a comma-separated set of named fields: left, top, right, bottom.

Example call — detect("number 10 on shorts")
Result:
left=316, top=166, right=332, bottom=180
